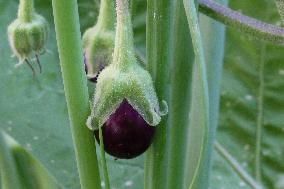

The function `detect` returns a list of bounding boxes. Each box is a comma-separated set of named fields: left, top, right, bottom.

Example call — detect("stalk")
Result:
left=18, top=0, right=34, bottom=22
left=275, top=0, right=284, bottom=24
left=198, top=0, right=284, bottom=44
left=51, top=1, right=101, bottom=189
left=113, top=0, right=136, bottom=70
left=144, top=1, right=173, bottom=189
left=96, top=0, right=115, bottom=30
left=98, top=127, right=111, bottom=189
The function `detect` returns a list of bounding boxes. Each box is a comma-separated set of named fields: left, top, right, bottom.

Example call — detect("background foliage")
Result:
left=0, top=0, right=283, bottom=189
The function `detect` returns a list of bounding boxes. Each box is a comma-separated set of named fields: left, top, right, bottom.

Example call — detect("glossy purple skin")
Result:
left=95, top=99, right=156, bottom=159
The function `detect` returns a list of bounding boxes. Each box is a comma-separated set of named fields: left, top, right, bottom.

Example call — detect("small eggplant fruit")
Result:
left=94, top=99, right=155, bottom=159
left=87, top=0, right=167, bottom=159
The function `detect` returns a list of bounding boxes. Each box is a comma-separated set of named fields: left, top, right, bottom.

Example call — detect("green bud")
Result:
left=82, top=0, right=115, bottom=78
left=7, top=0, right=48, bottom=64
left=87, top=0, right=167, bottom=130
left=83, top=27, right=115, bottom=77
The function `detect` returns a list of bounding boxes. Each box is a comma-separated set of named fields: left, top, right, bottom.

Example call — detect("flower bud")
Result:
left=7, top=0, right=48, bottom=64
left=83, top=29, right=115, bottom=82
left=94, top=100, right=156, bottom=159
left=82, top=0, right=115, bottom=82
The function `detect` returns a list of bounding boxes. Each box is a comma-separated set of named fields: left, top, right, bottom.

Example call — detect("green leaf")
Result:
left=0, top=130, right=62, bottom=189
left=0, top=1, right=86, bottom=188
left=214, top=0, right=284, bottom=188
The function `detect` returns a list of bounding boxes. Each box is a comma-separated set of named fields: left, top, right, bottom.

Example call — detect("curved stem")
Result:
left=199, top=0, right=284, bottom=44
left=215, top=141, right=264, bottom=189
left=99, top=127, right=111, bottom=189
left=97, top=0, right=115, bottom=30
left=18, top=0, right=34, bottom=22
left=255, top=44, right=265, bottom=183
left=51, top=1, right=101, bottom=189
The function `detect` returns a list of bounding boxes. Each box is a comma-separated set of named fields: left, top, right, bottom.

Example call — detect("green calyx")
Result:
left=82, top=27, right=115, bottom=76
left=82, top=0, right=115, bottom=77
left=8, top=1, right=48, bottom=64
left=86, top=0, right=168, bottom=130
left=87, top=63, right=168, bottom=130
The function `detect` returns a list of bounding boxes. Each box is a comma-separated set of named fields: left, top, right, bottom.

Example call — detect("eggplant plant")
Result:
left=0, top=0, right=284, bottom=189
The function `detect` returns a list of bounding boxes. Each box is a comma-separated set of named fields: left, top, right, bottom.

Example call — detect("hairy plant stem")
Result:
left=199, top=0, right=284, bottom=44
left=275, top=0, right=284, bottom=24
left=113, top=0, right=136, bottom=70
left=18, top=0, right=34, bottom=22
left=215, top=142, right=264, bottom=189
left=96, top=0, right=115, bottom=30
left=51, top=1, right=101, bottom=189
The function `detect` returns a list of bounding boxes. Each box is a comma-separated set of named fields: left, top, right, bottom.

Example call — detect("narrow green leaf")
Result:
left=0, top=130, right=62, bottom=189
left=166, top=1, right=194, bottom=189
left=0, top=131, right=22, bottom=189
left=196, top=0, right=228, bottom=187
left=182, top=0, right=210, bottom=188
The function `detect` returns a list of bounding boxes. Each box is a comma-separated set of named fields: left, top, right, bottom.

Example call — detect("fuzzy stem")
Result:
left=97, top=0, right=115, bottom=30
left=199, top=0, right=284, bottom=44
left=51, top=1, right=101, bottom=189
left=113, top=0, right=136, bottom=70
left=99, top=126, right=111, bottom=189
left=275, top=0, right=284, bottom=24
left=18, top=0, right=34, bottom=22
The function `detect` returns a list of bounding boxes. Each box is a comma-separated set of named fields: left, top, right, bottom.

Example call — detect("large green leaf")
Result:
left=214, top=0, right=284, bottom=188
